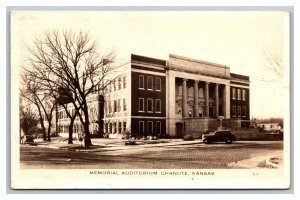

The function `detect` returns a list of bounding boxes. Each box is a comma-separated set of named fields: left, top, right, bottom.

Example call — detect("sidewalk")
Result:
left=228, top=151, right=283, bottom=169
left=33, top=137, right=203, bottom=152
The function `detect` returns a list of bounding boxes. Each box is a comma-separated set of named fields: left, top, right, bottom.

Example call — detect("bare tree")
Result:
left=23, top=30, right=115, bottom=148
left=263, top=50, right=283, bottom=78
left=20, top=75, right=56, bottom=141
left=19, top=100, right=39, bottom=138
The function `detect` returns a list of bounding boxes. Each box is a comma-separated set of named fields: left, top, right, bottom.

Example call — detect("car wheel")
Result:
left=203, top=139, right=209, bottom=144
left=225, top=138, right=232, bottom=144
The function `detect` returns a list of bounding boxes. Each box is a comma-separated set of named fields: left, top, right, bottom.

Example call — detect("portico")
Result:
left=175, top=78, right=228, bottom=119
left=166, top=54, right=232, bottom=137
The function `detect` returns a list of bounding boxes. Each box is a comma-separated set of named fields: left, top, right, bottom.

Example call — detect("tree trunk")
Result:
left=37, top=108, right=47, bottom=141
left=68, top=118, right=75, bottom=144
left=83, top=102, right=92, bottom=148
left=47, top=124, right=51, bottom=142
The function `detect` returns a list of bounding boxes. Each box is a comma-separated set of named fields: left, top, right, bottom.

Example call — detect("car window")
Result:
left=215, top=132, right=222, bottom=136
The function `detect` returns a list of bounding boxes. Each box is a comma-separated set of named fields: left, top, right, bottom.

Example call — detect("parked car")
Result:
left=20, top=135, right=35, bottom=144
left=202, top=130, right=237, bottom=144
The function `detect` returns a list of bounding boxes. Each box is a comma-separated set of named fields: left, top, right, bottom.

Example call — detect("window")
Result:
left=147, top=76, right=153, bottom=90
left=242, top=106, right=246, bottom=117
left=123, top=76, right=126, bottom=88
left=114, top=100, right=117, bottom=112
left=237, top=89, right=241, bottom=100
left=148, top=121, right=153, bottom=135
left=105, top=123, right=108, bottom=133
left=123, top=99, right=127, bottom=111
left=118, top=77, right=122, bottom=90
left=139, top=98, right=144, bottom=112
left=109, top=82, right=112, bottom=92
left=237, top=106, right=241, bottom=117
left=139, top=75, right=144, bottom=89
left=147, top=98, right=153, bottom=112
left=209, top=87, right=214, bottom=98
left=108, top=101, right=111, bottom=113
left=123, top=122, right=127, bottom=133
left=118, top=122, right=122, bottom=134
left=74, top=124, right=77, bottom=133
left=139, top=121, right=144, bottom=134
left=155, top=99, right=161, bottom=113
left=156, top=121, right=161, bottom=135
left=117, top=99, right=121, bottom=112
left=177, top=84, right=183, bottom=96
left=232, top=106, right=236, bottom=117
left=199, top=88, right=204, bottom=98
left=109, top=123, right=112, bottom=133
left=242, top=89, right=246, bottom=101
left=155, top=77, right=161, bottom=91
left=114, top=122, right=117, bottom=134
left=113, top=79, right=116, bottom=91
left=232, top=88, right=236, bottom=99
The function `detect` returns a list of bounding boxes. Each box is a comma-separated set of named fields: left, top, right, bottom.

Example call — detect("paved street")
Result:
left=20, top=141, right=283, bottom=169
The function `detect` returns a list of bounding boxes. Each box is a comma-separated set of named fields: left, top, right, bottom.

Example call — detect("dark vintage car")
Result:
left=202, top=130, right=237, bottom=144
left=20, top=135, right=35, bottom=144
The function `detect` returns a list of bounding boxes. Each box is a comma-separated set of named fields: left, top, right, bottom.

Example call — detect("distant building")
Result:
left=257, top=122, right=282, bottom=132
left=56, top=54, right=250, bottom=138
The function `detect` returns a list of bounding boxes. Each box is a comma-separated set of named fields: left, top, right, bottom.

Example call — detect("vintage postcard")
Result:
left=11, top=10, right=290, bottom=189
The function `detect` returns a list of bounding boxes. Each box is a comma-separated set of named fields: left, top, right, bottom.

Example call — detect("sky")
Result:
left=12, top=11, right=290, bottom=119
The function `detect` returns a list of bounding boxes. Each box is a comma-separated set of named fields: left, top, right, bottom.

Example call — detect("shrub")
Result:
left=124, top=141, right=137, bottom=145
left=183, top=135, right=193, bottom=141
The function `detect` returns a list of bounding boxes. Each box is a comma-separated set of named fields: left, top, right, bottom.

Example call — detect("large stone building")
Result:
left=56, top=53, right=250, bottom=139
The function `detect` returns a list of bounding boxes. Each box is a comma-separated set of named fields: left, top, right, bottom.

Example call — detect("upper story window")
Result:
left=147, top=76, right=153, bottom=90
left=155, top=77, right=161, bottom=91
left=113, top=79, right=116, bottom=91
left=147, top=98, right=153, bottom=112
left=242, top=89, right=246, bottom=101
left=209, top=87, right=214, bottom=98
left=117, top=99, right=121, bottom=112
left=232, top=88, right=236, bottom=100
left=108, top=101, right=111, bottom=113
left=139, top=75, right=144, bottom=89
left=237, top=89, right=241, bottom=100
left=123, top=99, right=127, bottom=111
left=123, top=76, right=126, bottom=89
left=113, top=100, right=117, bottom=112
left=156, top=99, right=161, bottom=113
left=237, top=106, right=241, bottom=117
left=198, top=88, right=204, bottom=98
left=139, top=98, right=144, bottom=112
left=118, top=77, right=122, bottom=90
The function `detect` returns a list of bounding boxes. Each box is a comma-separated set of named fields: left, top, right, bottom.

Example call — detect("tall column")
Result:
left=205, top=82, right=209, bottom=117
left=182, top=79, right=188, bottom=117
left=215, top=83, right=219, bottom=118
left=194, top=80, right=199, bottom=117
left=222, top=85, right=226, bottom=118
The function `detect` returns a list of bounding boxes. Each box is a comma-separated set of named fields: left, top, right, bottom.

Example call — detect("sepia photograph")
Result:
left=10, top=10, right=290, bottom=189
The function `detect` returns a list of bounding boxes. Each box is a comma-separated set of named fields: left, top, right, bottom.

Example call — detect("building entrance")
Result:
left=175, top=122, right=183, bottom=137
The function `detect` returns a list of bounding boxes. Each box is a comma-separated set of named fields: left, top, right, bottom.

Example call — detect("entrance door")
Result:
left=209, top=107, right=214, bottom=118
left=175, top=123, right=183, bottom=137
